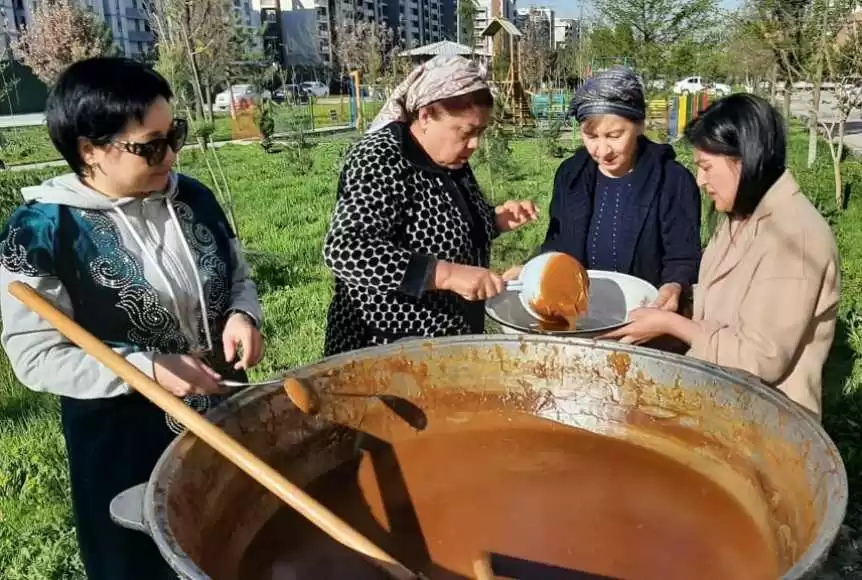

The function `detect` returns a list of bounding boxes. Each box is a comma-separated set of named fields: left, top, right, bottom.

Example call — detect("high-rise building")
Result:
left=515, top=6, right=554, bottom=49
left=471, top=0, right=514, bottom=49
left=0, top=0, right=257, bottom=59
left=254, top=0, right=456, bottom=69
left=553, top=17, right=580, bottom=49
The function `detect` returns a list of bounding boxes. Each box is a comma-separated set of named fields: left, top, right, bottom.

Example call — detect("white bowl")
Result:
left=490, top=270, right=659, bottom=336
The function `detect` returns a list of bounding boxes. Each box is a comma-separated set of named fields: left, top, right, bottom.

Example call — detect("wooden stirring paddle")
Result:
left=8, top=281, right=419, bottom=580
left=472, top=552, right=496, bottom=580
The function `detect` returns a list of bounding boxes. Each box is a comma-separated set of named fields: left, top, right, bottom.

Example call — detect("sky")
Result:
left=539, top=0, right=741, bottom=19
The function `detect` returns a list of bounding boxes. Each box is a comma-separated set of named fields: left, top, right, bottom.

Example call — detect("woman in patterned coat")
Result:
left=0, top=58, right=263, bottom=579
left=323, top=56, right=538, bottom=355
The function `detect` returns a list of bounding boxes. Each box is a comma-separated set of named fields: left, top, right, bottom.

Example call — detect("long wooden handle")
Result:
left=472, top=552, right=496, bottom=580
left=8, top=281, right=417, bottom=580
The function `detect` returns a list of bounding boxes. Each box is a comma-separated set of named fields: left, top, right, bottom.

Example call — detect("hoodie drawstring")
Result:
left=166, top=201, right=214, bottom=352
left=112, top=202, right=215, bottom=354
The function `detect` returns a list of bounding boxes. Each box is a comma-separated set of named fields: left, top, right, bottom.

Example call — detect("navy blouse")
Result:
left=587, top=170, right=636, bottom=271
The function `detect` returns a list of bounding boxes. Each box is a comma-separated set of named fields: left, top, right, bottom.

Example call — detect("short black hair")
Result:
left=684, top=93, right=786, bottom=217
left=46, top=57, right=173, bottom=176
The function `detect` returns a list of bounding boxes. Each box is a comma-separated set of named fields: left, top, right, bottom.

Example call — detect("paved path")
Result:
left=0, top=113, right=45, bottom=128
left=788, top=90, right=862, bottom=154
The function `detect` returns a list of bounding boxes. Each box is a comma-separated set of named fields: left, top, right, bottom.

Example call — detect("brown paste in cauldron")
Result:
left=238, top=408, right=778, bottom=580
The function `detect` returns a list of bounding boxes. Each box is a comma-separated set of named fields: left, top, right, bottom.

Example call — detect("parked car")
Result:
left=673, top=76, right=732, bottom=97
left=711, top=82, right=732, bottom=96
left=213, top=84, right=257, bottom=112
left=300, top=81, right=329, bottom=98
left=273, top=84, right=301, bottom=103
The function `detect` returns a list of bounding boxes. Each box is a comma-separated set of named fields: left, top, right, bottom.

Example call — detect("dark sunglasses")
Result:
left=112, top=118, right=188, bottom=166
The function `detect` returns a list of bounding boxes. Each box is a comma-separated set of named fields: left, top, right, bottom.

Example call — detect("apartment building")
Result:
left=255, top=0, right=456, bottom=69
left=472, top=0, right=513, bottom=49
left=515, top=6, right=555, bottom=49
left=554, top=17, right=580, bottom=49
left=0, top=0, right=256, bottom=59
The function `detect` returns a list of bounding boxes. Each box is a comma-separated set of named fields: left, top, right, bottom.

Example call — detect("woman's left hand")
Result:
left=601, top=308, right=674, bottom=345
left=652, top=282, right=682, bottom=312
left=222, top=312, right=264, bottom=370
left=495, top=200, right=539, bottom=232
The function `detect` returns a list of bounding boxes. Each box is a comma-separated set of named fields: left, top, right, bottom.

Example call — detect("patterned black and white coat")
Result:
left=323, top=121, right=500, bottom=356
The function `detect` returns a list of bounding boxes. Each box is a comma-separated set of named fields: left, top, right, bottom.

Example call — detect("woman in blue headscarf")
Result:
left=506, top=67, right=702, bottom=313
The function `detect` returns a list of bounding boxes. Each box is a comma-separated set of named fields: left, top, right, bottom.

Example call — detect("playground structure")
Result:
left=525, top=88, right=714, bottom=142
left=667, top=92, right=712, bottom=140
left=531, top=90, right=572, bottom=127
left=481, top=18, right=534, bottom=127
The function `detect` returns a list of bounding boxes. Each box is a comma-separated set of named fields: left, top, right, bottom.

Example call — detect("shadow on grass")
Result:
left=822, top=315, right=862, bottom=571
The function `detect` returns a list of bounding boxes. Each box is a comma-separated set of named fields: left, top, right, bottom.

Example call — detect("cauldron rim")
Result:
left=141, top=334, right=849, bottom=580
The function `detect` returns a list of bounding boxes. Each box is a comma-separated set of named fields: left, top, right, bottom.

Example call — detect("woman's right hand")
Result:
left=153, top=354, right=223, bottom=397
left=434, top=262, right=505, bottom=301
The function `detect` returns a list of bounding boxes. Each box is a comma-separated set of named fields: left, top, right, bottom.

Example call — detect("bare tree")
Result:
left=821, top=22, right=862, bottom=210
left=13, top=0, right=115, bottom=85
left=149, top=0, right=254, bottom=123
left=519, top=9, right=553, bottom=92
left=720, top=13, right=775, bottom=91
left=148, top=0, right=252, bottom=237
left=750, top=0, right=814, bottom=122
left=332, top=20, right=395, bottom=83
left=799, top=0, right=853, bottom=167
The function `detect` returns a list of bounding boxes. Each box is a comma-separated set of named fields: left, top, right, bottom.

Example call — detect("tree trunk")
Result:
left=180, top=2, right=206, bottom=121
left=836, top=120, right=846, bottom=210
left=808, top=78, right=822, bottom=168
left=770, top=64, right=778, bottom=105
left=205, top=81, right=213, bottom=123
left=808, top=6, right=830, bottom=168
left=783, top=80, right=792, bottom=129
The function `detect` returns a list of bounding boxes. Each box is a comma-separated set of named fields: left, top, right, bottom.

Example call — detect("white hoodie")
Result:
left=0, top=173, right=263, bottom=399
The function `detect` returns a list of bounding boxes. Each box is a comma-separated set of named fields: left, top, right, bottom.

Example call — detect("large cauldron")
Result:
left=110, top=335, right=846, bottom=579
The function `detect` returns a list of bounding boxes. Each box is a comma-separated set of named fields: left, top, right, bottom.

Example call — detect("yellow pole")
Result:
left=351, top=70, right=363, bottom=132
left=677, top=93, right=688, bottom=137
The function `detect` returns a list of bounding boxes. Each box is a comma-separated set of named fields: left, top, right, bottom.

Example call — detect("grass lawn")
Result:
left=0, top=100, right=384, bottom=168
left=1, top=129, right=862, bottom=577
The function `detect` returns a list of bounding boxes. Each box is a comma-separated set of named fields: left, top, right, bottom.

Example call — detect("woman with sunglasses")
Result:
left=0, top=57, right=263, bottom=578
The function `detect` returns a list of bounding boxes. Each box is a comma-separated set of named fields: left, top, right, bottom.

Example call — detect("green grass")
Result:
left=1, top=130, right=862, bottom=577
left=0, top=100, right=383, bottom=168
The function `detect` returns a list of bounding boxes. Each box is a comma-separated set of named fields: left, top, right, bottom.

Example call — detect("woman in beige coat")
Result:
left=605, top=94, right=839, bottom=417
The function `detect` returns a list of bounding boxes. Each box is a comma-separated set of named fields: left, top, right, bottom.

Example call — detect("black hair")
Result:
left=46, top=57, right=173, bottom=176
left=684, top=93, right=786, bottom=217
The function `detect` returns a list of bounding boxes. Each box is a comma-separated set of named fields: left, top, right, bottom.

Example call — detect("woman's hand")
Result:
left=652, top=282, right=683, bottom=312
left=502, top=265, right=523, bottom=281
left=154, top=354, right=223, bottom=397
left=495, top=200, right=539, bottom=233
left=601, top=308, right=676, bottom=345
left=223, top=312, right=264, bottom=371
left=434, top=261, right=505, bottom=301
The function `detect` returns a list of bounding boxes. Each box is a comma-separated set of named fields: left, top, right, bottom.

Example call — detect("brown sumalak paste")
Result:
left=530, top=253, right=590, bottom=331
left=239, top=410, right=777, bottom=580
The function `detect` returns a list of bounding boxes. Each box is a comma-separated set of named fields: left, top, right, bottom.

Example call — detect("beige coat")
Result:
left=690, top=171, right=840, bottom=417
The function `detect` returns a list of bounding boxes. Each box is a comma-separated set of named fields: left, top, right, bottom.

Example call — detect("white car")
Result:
left=213, top=84, right=257, bottom=112
left=300, top=81, right=329, bottom=98
left=673, top=76, right=706, bottom=94
left=673, top=77, right=731, bottom=96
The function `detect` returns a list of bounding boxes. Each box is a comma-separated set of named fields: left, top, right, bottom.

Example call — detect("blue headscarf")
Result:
left=569, top=67, right=646, bottom=123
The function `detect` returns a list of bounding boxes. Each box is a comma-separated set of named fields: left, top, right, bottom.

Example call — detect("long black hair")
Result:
left=684, top=93, right=786, bottom=217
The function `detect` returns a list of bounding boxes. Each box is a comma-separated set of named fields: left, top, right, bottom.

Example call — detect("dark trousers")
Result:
left=60, top=394, right=178, bottom=580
